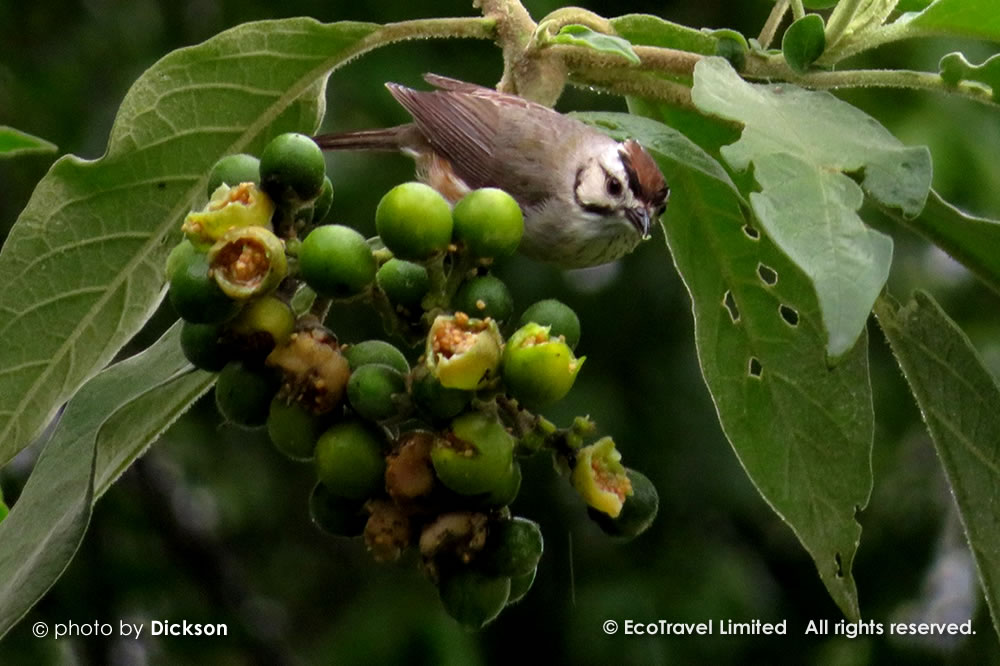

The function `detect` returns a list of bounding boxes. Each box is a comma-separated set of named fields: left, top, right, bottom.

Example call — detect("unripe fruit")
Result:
left=207, top=225, right=288, bottom=300
left=260, top=132, right=327, bottom=204
left=180, top=321, right=230, bottom=372
left=347, top=364, right=406, bottom=422
left=267, top=397, right=326, bottom=461
left=519, top=299, right=581, bottom=350
left=207, top=153, right=260, bottom=196
left=309, top=482, right=367, bottom=537
left=426, top=313, right=503, bottom=391
left=481, top=461, right=521, bottom=508
left=452, top=188, right=524, bottom=258
left=299, top=225, right=376, bottom=297
left=343, top=339, right=409, bottom=375
left=431, top=413, right=515, bottom=496
left=438, top=569, right=510, bottom=630
left=453, top=275, right=514, bottom=323
left=376, top=258, right=430, bottom=310
left=375, top=182, right=453, bottom=260
left=314, top=420, right=385, bottom=500
left=215, top=361, right=279, bottom=428
left=507, top=567, right=536, bottom=605
left=229, top=296, right=296, bottom=357
left=502, top=322, right=584, bottom=409
left=571, top=436, right=632, bottom=518
left=169, top=249, right=241, bottom=324
left=410, top=367, right=471, bottom=422
left=479, top=517, right=543, bottom=577
left=166, top=239, right=196, bottom=282
left=182, top=182, right=275, bottom=246
left=587, top=468, right=659, bottom=539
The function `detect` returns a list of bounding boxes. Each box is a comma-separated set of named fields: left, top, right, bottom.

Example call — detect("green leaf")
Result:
left=881, top=190, right=1000, bottom=297
left=750, top=152, right=894, bottom=358
left=0, top=323, right=213, bottom=639
left=0, top=18, right=379, bottom=467
left=0, top=127, right=57, bottom=158
left=577, top=111, right=874, bottom=620
left=610, top=14, right=718, bottom=54
left=548, top=25, right=640, bottom=64
left=691, top=57, right=931, bottom=358
left=782, top=14, right=827, bottom=73
left=939, top=52, right=1000, bottom=101
left=874, top=291, right=1000, bottom=639
left=910, top=0, right=1000, bottom=43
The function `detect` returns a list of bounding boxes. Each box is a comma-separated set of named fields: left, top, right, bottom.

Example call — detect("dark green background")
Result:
left=2, top=1, right=999, bottom=664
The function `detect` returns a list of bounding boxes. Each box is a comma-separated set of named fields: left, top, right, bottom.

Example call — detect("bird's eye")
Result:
left=606, top=177, right=623, bottom=197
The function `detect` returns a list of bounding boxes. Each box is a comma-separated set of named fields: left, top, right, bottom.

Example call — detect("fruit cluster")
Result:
left=164, top=132, right=659, bottom=628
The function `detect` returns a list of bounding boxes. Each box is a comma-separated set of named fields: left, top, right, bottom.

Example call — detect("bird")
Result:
left=313, top=74, right=668, bottom=268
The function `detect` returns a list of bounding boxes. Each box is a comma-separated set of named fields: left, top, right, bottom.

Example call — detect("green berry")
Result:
left=215, top=361, right=278, bottom=428
left=453, top=275, right=514, bottom=323
left=519, top=299, right=580, bottom=350
left=314, top=420, right=385, bottom=500
left=180, top=321, right=230, bottom=372
left=229, top=296, right=295, bottom=357
left=299, top=225, right=376, bottom=297
left=503, top=323, right=584, bottom=409
left=375, top=182, right=453, bottom=260
left=267, top=397, right=326, bottom=461
left=410, top=367, right=471, bottom=422
left=481, top=461, right=521, bottom=508
left=479, top=517, right=543, bottom=577
left=376, top=258, right=430, bottom=310
left=343, top=340, right=409, bottom=375
left=438, top=569, right=510, bottom=630
left=587, top=468, right=659, bottom=540
left=309, top=482, right=367, bottom=537
left=347, top=364, right=406, bottom=422
left=207, top=225, right=288, bottom=300
left=431, top=412, right=515, bottom=496
left=452, top=188, right=524, bottom=258
left=312, top=176, right=335, bottom=223
left=166, top=239, right=196, bottom=282
left=207, top=153, right=260, bottom=197
left=169, top=248, right=241, bottom=324
left=260, top=132, right=327, bottom=204
left=507, top=567, right=536, bottom=605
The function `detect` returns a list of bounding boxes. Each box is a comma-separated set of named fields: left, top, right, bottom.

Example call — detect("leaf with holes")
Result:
left=0, top=127, right=57, bottom=158
left=0, top=18, right=380, bottom=467
left=875, top=291, right=1000, bottom=639
left=691, top=57, right=931, bottom=358
left=576, top=111, right=874, bottom=620
left=0, top=323, right=213, bottom=638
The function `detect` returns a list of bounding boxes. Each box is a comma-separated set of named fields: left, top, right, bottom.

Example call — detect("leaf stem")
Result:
left=790, top=0, right=806, bottom=21
left=759, top=0, right=790, bottom=50
left=824, top=0, right=866, bottom=48
left=743, top=57, right=999, bottom=108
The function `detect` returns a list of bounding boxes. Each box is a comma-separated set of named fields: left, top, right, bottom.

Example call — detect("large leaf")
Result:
left=0, top=323, right=213, bottom=638
left=909, top=0, right=1000, bottom=43
left=0, top=18, right=380, bottom=467
left=881, top=190, right=1000, bottom=297
left=577, top=111, right=874, bottom=619
left=691, top=57, right=931, bottom=359
left=0, top=127, right=57, bottom=158
left=875, top=291, right=1000, bottom=638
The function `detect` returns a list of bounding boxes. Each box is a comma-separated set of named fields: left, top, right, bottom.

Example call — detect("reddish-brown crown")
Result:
left=621, top=139, right=669, bottom=209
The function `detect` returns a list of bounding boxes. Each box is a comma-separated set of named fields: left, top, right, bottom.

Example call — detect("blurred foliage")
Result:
left=1, top=0, right=1000, bottom=664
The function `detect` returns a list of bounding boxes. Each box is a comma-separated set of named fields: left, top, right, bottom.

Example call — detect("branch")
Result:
left=743, top=57, right=1000, bottom=108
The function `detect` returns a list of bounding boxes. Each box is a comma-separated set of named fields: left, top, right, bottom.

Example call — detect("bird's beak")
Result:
left=626, top=208, right=652, bottom=239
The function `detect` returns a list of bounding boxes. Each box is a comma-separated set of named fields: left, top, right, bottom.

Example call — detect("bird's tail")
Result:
left=312, top=126, right=409, bottom=152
